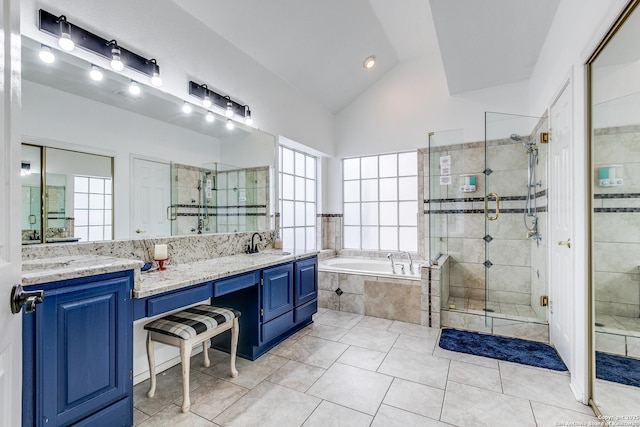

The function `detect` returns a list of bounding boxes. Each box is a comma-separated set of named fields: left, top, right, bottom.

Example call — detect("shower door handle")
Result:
left=485, top=192, right=500, bottom=221
left=558, top=238, right=571, bottom=249
left=166, top=205, right=177, bottom=221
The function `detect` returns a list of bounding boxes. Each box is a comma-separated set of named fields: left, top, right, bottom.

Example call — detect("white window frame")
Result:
left=342, top=151, right=418, bottom=251
left=279, top=146, right=317, bottom=252
left=73, top=175, right=113, bottom=242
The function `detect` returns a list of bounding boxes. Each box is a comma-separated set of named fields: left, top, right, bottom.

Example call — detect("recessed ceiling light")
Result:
left=363, top=55, right=376, bottom=69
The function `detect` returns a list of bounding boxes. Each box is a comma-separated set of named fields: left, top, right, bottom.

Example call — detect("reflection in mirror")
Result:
left=21, top=145, right=43, bottom=244
left=590, top=2, right=640, bottom=418
left=22, top=36, right=276, bottom=241
left=21, top=144, right=114, bottom=244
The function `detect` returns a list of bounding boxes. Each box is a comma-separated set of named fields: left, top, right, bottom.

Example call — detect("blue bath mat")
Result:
left=596, top=352, right=640, bottom=388
left=439, top=328, right=567, bottom=371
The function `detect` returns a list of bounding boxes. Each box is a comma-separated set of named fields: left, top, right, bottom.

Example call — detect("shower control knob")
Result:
left=557, top=239, right=571, bottom=249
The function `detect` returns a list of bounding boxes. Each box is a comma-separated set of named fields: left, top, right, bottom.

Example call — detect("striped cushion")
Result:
left=144, top=305, right=241, bottom=340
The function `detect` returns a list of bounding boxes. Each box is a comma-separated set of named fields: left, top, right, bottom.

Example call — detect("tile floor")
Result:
left=133, top=308, right=603, bottom=427
left=446, top=296, right=541, bottom=321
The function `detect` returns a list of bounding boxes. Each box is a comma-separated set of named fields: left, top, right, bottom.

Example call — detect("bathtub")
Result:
left=317, top=256, right=424, bottom=324
left=319, top=257, right=421, bottom=280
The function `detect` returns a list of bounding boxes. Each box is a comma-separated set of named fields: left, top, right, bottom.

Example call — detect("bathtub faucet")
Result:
left=386, top=253, right=396, bottom=274
left=403, top=251, right=414, bottom=274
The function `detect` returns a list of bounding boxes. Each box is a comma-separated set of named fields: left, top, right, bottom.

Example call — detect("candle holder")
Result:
left=154, top=258, right=168, bottom=271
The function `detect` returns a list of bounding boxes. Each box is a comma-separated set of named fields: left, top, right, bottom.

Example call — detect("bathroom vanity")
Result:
left=20, top=250, right=317, bottom=427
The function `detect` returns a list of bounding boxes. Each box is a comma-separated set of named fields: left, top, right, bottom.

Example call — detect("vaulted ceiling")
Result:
left=173, top=0, right=561, bottom=113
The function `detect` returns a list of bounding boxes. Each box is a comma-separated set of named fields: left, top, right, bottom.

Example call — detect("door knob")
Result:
left=135, top=228, right=147, bottom=234
left=557, top=238, right=571, bottom=249
left=10, top=284, right=44, bottom=314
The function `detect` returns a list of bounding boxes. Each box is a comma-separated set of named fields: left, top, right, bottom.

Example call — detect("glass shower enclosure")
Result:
left=428, top=112, right=549, bottom=333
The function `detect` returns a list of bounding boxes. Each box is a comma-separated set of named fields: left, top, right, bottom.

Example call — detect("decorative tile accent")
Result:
left=483, top=260, right=493, bottom=268
left=483, top=234, right=493, bottom=243
left=335, top=288, right=344, bottom=296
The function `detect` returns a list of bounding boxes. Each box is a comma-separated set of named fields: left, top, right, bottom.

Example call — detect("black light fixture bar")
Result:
left=38, top=9, right=159, bottom=78
left=189, top=81, right=247, bottom=118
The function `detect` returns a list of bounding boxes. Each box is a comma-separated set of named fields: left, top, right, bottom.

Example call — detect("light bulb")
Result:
left=39, top=45, right=55, bottom=63
left=363, top=55, right=376, bottom=69
left=110, top=46, right=124, bottom=71
left=182, top=102, right=192, bottom=114
left=244, top=108, right=253, bottom=126
left=58, top=19, right=75, bottom=51
left=151, top=72, right=162, bottom=87
left=226, top=118, right=235, bottom=130
left=89, top=65, right=103, bottom=81
left=225, top=100, right=234, bottom=118
left=129, top=81, right=141, bottom=95
left=149, top=61, right=162, bottom=86
left=202, top=94, right=212, bottom=108
left=206, top=111, right=215, bottom=122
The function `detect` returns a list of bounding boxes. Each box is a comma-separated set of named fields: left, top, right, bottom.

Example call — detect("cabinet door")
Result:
left=39, top=275, right=132, bottom=427
left=295, top=257, right=318, bottom=306
left=261, top=263, right=293, bottom=322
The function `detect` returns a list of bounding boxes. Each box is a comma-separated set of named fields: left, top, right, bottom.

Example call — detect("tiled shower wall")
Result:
left=419, top=135, right=548, bottom=318
left=317, top=214, right=343, bottom=250
left=593, top=125, right=640, bottom=319
left=172, top=163, right=269, bottom=235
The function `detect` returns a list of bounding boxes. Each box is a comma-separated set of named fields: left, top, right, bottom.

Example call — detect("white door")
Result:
left=131, top=158, right=172, bottom=238
left=0, top=0, right=23, bottom=426
left=549, top=81, right=573, bottom=370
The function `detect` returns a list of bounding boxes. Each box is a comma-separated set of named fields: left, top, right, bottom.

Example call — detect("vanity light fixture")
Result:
left=363, top=55, right=376, bottom=69
left=107, top=40, right=124, bottom=71
left=38, top=9, right=162, bottom=86
left=244, top=107, right=253, bottom=126
left=182, top=102, right=193, bottom=114
left=89, top=65, right=104, bottom=81
left=206, top=111, right=215, bottom=123
left=39, top=45, right=55, bottom=63
left=226, top=118, right=235, bottom=130
left=129, top=80, right=141, bottom=95
left=188, top=81, right=248, bottom=120
left=57, top=15, right=75, bottom=51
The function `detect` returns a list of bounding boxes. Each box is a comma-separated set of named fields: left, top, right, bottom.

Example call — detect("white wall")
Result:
left=20, top=0, right=335, bottom=156
left=527, top=0, right=628, bottom=404
left=335, top=55, right=530, bottom=158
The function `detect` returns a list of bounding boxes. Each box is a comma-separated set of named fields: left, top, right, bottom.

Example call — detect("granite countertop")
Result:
left=21, top=249, right=319, bottom=299
left=135, top=249, right=318, bottom=298
left=22, top=255, right=144, bottom=286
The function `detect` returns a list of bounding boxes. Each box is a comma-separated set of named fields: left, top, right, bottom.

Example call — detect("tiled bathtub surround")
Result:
left=318, top=257, right=426, bottom=325
left=317, top=214, right=343, bottom=251
left=592, top=125, right=640, bottom=354
left=22, top=231, right=276, bottom=264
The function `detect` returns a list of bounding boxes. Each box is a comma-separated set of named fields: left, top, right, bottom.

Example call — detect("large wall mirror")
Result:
left=589, top=0, right=640, bottom=418
left=21, top=36, right=276, bottom=244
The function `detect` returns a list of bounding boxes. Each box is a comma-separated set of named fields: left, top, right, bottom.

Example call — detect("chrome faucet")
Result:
left=403, top=251, right=414, bottom=274
left=247, top=232, right=263, bottom=254
left=387, top=253, right=396, bottom=274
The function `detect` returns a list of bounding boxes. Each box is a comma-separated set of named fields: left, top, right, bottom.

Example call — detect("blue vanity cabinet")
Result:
left=294, top=257, right=318, bottom=324
left=210, top=256, right=317, bottom=360
left=260, top=263, right=294, bottom=343
left=22, top=271, right=133, bottom=427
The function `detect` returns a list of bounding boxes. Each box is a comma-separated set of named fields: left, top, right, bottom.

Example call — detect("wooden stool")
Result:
left=144, top=305, right=240, bottom=412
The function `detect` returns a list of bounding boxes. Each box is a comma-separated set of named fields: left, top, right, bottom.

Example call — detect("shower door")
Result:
left=484, top=112, right=548, bottom=326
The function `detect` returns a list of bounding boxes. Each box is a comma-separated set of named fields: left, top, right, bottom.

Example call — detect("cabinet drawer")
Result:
left=261, top=310, right=294, bottom=343
left=147, top=283, right=212, bottom=317
left=214, top=271, right=259, bottom=296
left=295, top=299, right=317, bottom=323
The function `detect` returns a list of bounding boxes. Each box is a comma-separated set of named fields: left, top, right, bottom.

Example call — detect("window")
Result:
left=279, top=146, right=316, bottom=252
left=343, top=152, right=418, bottom=251
left=74, top=176, right=113, bottom=242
